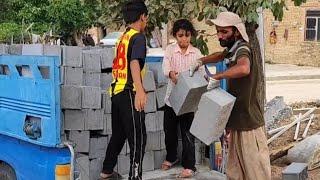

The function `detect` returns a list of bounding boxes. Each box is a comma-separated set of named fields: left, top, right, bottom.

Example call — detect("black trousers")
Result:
left=102, top=90, right=147, bottom=180
left=164, top=106, right=196, bottom=171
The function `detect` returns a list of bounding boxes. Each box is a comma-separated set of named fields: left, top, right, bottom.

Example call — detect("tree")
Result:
left=100, top=0, right=307, bottom=108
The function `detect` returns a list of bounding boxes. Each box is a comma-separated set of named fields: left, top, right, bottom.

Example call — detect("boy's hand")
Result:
left=169, top=71, right=178, bottom=84
left=135, top=88, right=147, bottom=112
left=189, top=60, right=203, bottom=76
left=207, top=77, right=220, bottom=91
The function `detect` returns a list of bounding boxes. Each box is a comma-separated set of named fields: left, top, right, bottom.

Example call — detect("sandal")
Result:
left=161, top=159, right=179, bottom=171
left=178, top=169, right=195, bottom=178
left=100, top=171, right=123, bottom=179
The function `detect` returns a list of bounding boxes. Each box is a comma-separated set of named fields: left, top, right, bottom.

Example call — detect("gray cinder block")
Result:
left=81, top=86, right=102, bottom=109
left=168, top=71, right=207, bottom=116
left=75, top=154, right=90, bottom=180
left=115, top=154, right=130, bottom=175
left=282, top=163, right=308, bottom=180
left=142, top=151, right=155, bottom=172
left=83, top=72, right=101, bottom=87
left=145, top=111, right=164, bottom=132
left=62, top=46, right=82, bottom=67
left=102, top=91, right=112, bottom=114
left=101, top=73, right=113, bottom=91
left=89, top=158, right=104, bottom=180
left=97, top=114, right=112, bottom=135
left=68, top=131, right=90, bottom=153
left=9, top=44, right=22, bottom=55
left=190, top=89, right=236, bottom=146
left=61, top=85, right=82, bottom=109
left=0, top=44, right=8, bottom=54
left=145, top=92, right=157, bottom=113
left=145, top=131, right=162, bottom=151
left=101, top=48, right=114, bottom=69
left=44, top=45, right=61, bottom=57
left=153, top=149, right=166, bottom=169
left=155, top=85, right=167, bottom=109
left=63, top=67, right=83, bottom=86
left=143, top=71, right=156, bottom=92
left=147, top=62, right=167, bottom=85
left=64, top=110, right=86, bottom=130
left=83, top=53, right=101, bottom=73
left=22, top=44, right=44, bottom=55
left=89, top=136, right=108, bottom=159
left=85, top=109, right=104, bottom=130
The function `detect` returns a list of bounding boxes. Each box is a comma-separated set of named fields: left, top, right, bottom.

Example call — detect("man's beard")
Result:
left=219, top=33, right=236, bottom=49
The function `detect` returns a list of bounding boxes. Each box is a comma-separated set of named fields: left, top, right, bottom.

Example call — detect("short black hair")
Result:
left=121, top=0, right=148, bottom=25
left=172, top=19, right=197, bottom=37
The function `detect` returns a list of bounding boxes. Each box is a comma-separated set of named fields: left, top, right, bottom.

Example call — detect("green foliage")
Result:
left=0, top=23, right=20, bottom=43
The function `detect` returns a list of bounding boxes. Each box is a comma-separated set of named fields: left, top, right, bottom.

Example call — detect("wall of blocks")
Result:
left=1, top=44, right=206, bottom=180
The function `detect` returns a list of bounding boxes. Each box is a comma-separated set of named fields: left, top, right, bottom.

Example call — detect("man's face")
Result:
left=141, top=14, right=148, bottom=30
left=216, top=26, right=237, bottom=48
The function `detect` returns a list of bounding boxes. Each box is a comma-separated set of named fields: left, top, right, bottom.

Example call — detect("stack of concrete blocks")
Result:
left=190, top=88, right=236, bottom=146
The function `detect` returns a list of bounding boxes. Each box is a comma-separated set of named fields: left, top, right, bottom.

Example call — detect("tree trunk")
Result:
left=246, top=23, right=266, bottom=113
left=73, top=31, right=84, bottom=47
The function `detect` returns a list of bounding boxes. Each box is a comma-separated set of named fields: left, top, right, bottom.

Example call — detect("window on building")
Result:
left=305, top=10, right=320, bottom=41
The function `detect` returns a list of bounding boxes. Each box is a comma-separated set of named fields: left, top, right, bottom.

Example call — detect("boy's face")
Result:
left=141, top=14, right=148, bottom=30
left=175, top=29, right=191, bottom=49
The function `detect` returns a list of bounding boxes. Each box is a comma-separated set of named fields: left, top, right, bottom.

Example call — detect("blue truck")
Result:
left=0, top=55, right=75, bottom=180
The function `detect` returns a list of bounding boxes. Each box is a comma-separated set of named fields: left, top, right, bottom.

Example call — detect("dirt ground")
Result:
left=268, top=102, right=320, bottom=180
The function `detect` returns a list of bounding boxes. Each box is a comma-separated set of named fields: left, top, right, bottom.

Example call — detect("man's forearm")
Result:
left=199, top=52, right=225, bottom=65
left=130, top=60, right=144, bottom=91
left=213, top=64, right=250, bottom=80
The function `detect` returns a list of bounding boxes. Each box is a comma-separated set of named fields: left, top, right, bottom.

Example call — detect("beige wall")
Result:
left=264, top=0, right=320, bottom=67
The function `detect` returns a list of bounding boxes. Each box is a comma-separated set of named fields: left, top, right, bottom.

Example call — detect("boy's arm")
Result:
left=130, top=60, right=146, bottom=112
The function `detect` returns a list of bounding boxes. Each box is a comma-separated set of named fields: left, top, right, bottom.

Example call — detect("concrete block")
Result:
left=115, top=154, right=130, bottom=175
left=143, top=71, right=156, bottom=92
left=282, top=163, right=308, bottom=180
left=22, top=44, right=44, bottom=55
left=68, top=131, right=90, bottom=153
left=153, top=149, right=166, bottom=169
left=64, top=110, right=86, bottom=130
left=101, top=48, right=114, bottom=69
left=97, top=114, right=112, bottom=135
left=83, top=72, right=101, bottom=87
left=81, top=86, right=102, bottom=109
left=145, top=92, right=157, bottom=113
left=147, top=63, right=167, bottom=85
left=160, top=130, right=166, bottom=150
left=63, top=67, right=83, bottom=86
left=155, top=85, right=167, bottom=109
left=190, top=89, right=236, bottom=146
left=0, top=44, right=8, bottom=54
left=145, top=131, right=162, bottom=151
left=89, top=158, right=104, bottom=180
left=85, top=109, right=104, bottom=130
left=75, top=154, right=90, bottom=180
left=44, top=45, right=61, bottom=57
left=62, top=46, right=82, bottom=67
left=102, top=91, right=112, bottom=114
left=168, top=71, right=208, bottom=116
left=61, top=85, right=82, bottom=109
left=142, top=151, right=155, bottom=172
left=145, top=111, right=164, bottom=132
left=9, top=44, right=22, bottom=55
left=89, top=136, right=108, bottom=159
left=101, top=73, right=113, bottom=91
left=83, top=53, right=101, bottom=73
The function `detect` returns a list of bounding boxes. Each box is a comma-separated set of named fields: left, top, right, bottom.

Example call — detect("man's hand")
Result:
left=169, top=71, right=178, bottom=84
left=135, top=88, right=147, bottom=112
left=207, top=77, right=220, bottom=91
left=189, top=60, right=203, bottom=77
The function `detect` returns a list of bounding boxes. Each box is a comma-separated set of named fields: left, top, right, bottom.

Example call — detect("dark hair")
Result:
left=172, top=19, right=197, bottom=37
left=121, top=0, right=148, bottom=25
